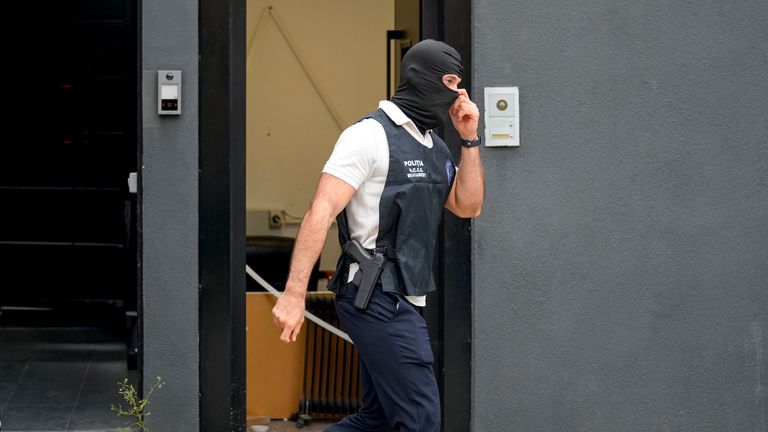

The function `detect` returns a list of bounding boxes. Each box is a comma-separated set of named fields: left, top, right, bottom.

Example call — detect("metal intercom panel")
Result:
left=484, top=87, right=519, bottom=147
left=158, top=70, right=181, bottom=115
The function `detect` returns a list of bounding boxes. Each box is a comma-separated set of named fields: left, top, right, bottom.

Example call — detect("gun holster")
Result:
left=342, top=240, right=394, bottom=310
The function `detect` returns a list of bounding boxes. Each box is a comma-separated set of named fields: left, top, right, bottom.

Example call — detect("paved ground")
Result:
left=0, top=328, right=136, bottom=432
left=0, top=327, right=338, bottom=432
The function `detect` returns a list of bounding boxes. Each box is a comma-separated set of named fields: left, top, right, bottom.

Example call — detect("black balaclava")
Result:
left=390, top=39, right=463, bottom=133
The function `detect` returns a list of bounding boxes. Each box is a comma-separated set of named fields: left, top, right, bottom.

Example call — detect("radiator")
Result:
left=297, top=292, right=361, bottom=422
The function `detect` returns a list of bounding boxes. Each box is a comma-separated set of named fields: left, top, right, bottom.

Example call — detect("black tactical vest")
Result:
left=328, top=109, right=457, bottom=297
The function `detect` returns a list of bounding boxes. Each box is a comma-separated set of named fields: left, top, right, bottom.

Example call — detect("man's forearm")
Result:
left=284, top=205, right=333, bottom=297
left=272, top=174, right=355, bottom=342
left=454, top=146, right=485, bottom=215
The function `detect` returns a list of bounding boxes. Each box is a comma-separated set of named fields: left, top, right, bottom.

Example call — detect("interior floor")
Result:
left=264, top=420, right=333, bottom=431
left=0, top=325, right=134, bottom=432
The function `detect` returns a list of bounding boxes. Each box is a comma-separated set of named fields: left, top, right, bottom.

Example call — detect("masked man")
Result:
left=272, top=39, right=484, bottom=431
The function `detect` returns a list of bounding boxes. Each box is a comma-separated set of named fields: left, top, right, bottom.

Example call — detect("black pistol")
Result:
left=343, top=240, right=386, bottom=310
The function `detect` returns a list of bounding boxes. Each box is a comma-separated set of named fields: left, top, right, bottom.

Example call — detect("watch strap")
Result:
left=462, top=134, right=482, bottom=148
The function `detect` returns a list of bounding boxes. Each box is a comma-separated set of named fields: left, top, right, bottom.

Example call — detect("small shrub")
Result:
left=111, top=376, right=165, bottom=432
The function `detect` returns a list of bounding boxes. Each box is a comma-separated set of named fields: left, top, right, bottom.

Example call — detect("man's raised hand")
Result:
left=449, top=89, right=480, bottom=141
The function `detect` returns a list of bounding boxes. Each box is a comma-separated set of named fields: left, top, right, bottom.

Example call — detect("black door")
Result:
left=0, top=0, right=138, bottom=342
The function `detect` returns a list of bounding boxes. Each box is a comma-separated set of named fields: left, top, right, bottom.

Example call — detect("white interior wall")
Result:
left=246, top=0, right=394, bottom=276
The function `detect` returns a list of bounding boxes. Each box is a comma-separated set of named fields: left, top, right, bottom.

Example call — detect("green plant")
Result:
left=111, top=376, right=165, bottom=432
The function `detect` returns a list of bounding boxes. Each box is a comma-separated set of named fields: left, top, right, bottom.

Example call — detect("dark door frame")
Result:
left=422, top=1, right=473, bottom=431
left=197, top=1, right=470, bottom=430
left=198, top=0, right=247, bottom=431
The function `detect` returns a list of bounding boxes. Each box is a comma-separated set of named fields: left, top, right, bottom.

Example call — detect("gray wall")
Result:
left=472, top=1, right=768, bottom=430
left=142, top=0, right=199, bottom=429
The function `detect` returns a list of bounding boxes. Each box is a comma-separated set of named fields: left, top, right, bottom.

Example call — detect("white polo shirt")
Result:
left=322, top=100, right=435, bottom=307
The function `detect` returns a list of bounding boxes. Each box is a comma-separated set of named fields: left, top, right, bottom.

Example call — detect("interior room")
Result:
left=0, top=0, right=140, bottom=430
left=243, top=0, right=419, bottom=429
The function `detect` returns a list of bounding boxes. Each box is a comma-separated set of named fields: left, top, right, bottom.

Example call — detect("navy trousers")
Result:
left=326, top=281, right=440, bottom=432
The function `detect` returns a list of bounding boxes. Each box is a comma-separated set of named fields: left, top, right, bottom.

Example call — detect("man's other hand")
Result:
left=272, top=289, right=306, bottom=343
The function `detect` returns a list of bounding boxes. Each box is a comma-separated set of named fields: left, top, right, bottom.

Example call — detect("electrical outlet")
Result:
left=268, top=210, right=284, bottom=228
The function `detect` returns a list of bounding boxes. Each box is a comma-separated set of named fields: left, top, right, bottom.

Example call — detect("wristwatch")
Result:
left=461, top=134, right=482, bottom=148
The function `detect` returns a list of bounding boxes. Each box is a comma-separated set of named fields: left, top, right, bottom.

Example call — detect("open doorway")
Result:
left=243, top=2, right=396, bottom=429
left=241, top=0, right=470, bottom=430
left=0, top=0, right=140, bottom=429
